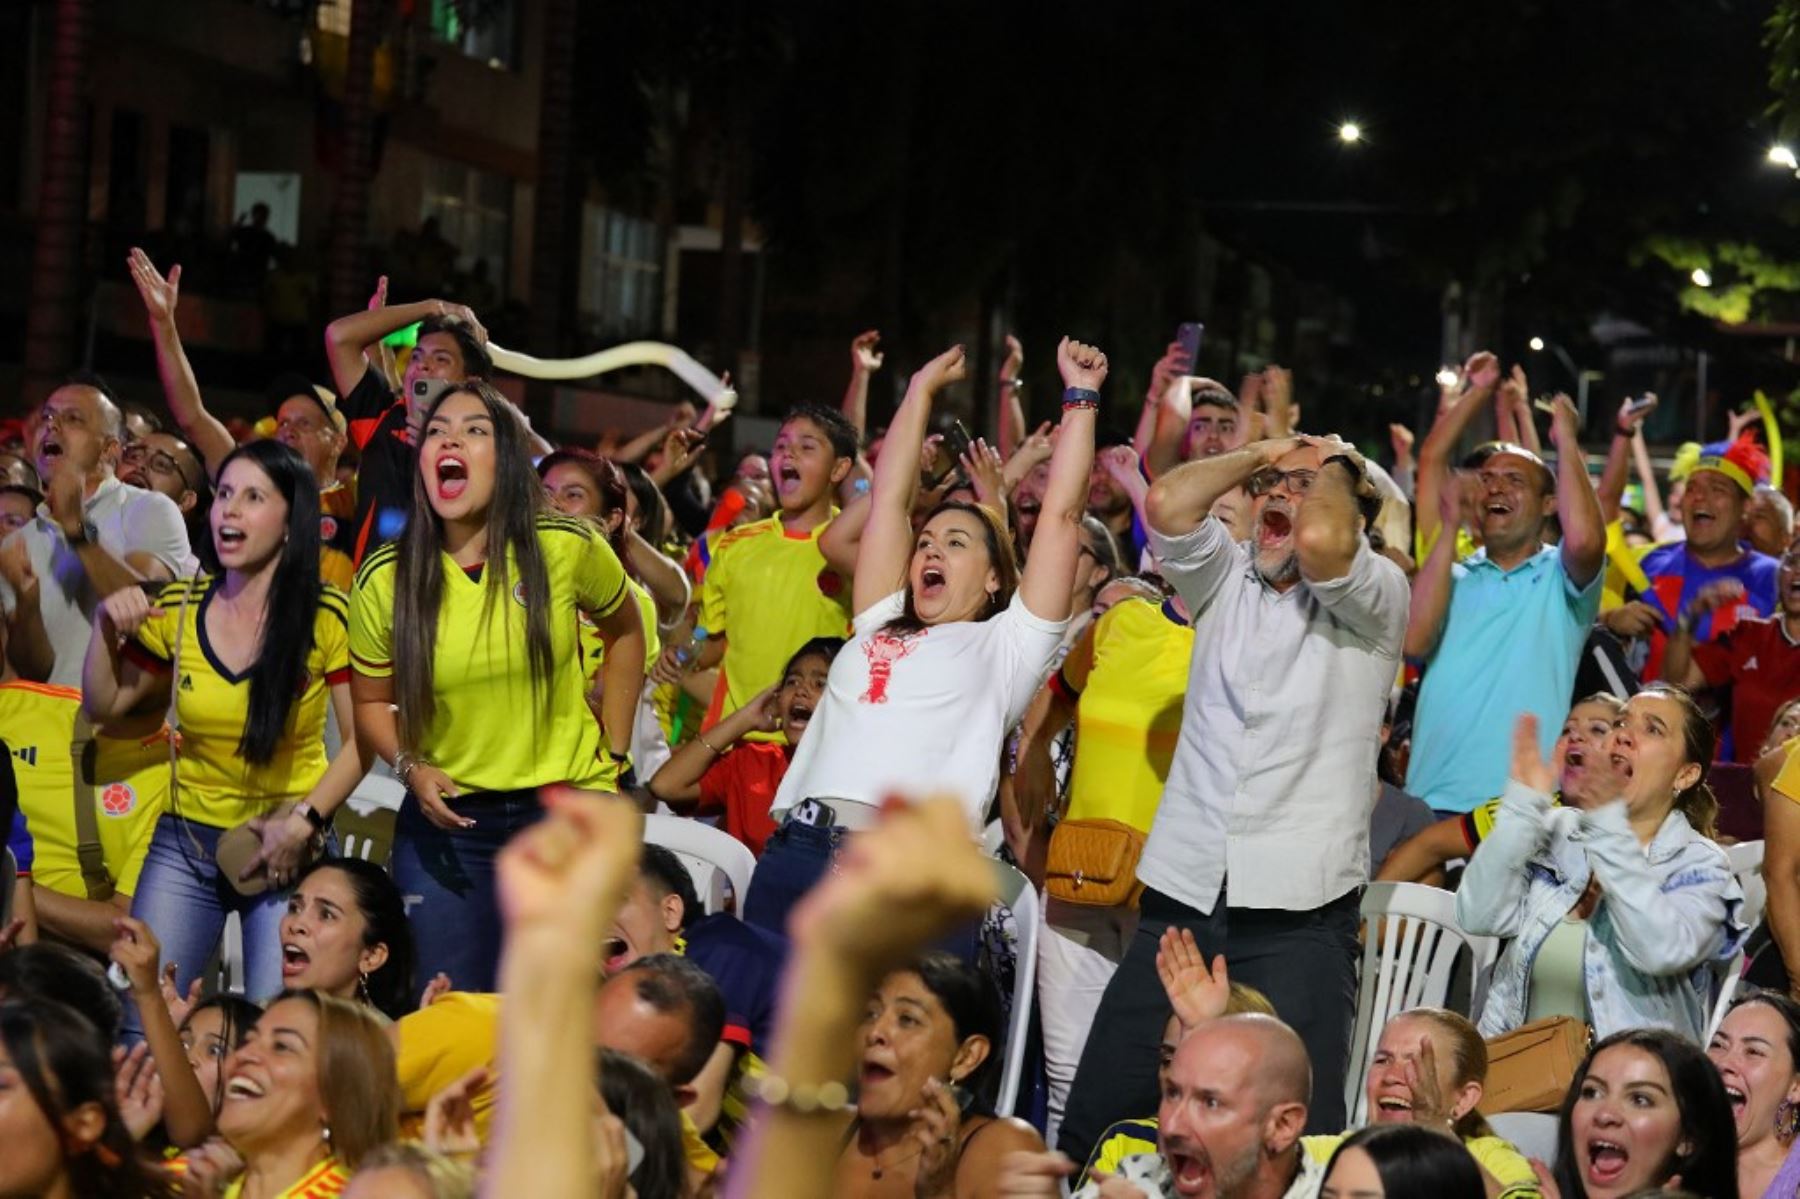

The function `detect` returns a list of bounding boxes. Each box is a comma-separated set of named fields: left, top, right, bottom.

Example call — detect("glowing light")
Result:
left=1338, top=122, right=1363, bottom=144
left=1435, top=367, right=1460, bottom=388
left=1769, top=145, right=1798, bottom=171
left=1691, top=267, right=1712, bottom=288
left=1528, top=336, right=1546, bottom=352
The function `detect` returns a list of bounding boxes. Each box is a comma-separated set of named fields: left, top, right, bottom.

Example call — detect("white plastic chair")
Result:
left=981, top=819, right=1005, bottom=857
left=989, top=859, right=1039, bottom=1119
left=1706, top=840, right=1769, bottom=1043
left=644, top=814, right=756, bottom=916
left=219, top=910, right=245, bottom=996
left=1487, top=1111, right=1559, bottom=1164
left=1346, top=882, right=1499, bottom=1126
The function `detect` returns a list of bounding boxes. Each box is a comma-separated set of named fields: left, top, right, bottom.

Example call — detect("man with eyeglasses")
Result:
left=1403, top=367, right=1606, bottom=822
left=117, top=430, right=206, bottom=520
left=1059, top=426, right=1406, bottom=1164
left=0, top=377, right=195, bottom=685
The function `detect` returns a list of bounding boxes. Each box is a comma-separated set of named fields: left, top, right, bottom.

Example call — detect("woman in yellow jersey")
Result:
left=83, top=440, right=365, bottom=1007
left=212, top=990, right=398, bottom=1198
left=0, top=994, right=180, bottom=1198
left=349, top=382, right=644, bottom=991
left=537, top=447, right=670, bottom=772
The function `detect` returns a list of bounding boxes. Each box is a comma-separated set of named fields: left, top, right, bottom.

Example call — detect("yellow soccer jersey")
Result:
left=0, top=682, right=165, bottom=897
left=127, top=578, right=349, bottom=829
left=351, top=514, right=631, bottom=794
left=580, top=577, right=661, bottom=686
left=1065, top=598, right=1195, bottom=833
left=699, top=515, right=851, bottom=723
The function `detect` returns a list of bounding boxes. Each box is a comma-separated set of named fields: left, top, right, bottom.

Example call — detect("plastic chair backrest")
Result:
left=989, top=859, right=1039, bottom=1118
left=1728, top=840, right=1766, bottom=932
left=1346, top=882, right=1498, bottom=1126
left=1487, top=1111, right=1559, bottom=1164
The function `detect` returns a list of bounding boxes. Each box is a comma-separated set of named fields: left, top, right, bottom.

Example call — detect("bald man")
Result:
left=1004, top=1015, right=1322, bottom=1199
left=0, top=378, right=194, bottom=685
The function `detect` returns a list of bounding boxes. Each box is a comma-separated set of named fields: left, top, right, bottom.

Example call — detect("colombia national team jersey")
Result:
left=0, top=681, right=166, bottom=897
left=125, top=577, right=350, bottom=828
left=351, top=514, right=632, bottom=794
left=699, top=515, right=851, bottom=726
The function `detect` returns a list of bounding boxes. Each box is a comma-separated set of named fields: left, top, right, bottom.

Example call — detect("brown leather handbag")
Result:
left=1044, top=818, right=1146, bottom=907
left=1482, top=1016, right=1592, bottom=1114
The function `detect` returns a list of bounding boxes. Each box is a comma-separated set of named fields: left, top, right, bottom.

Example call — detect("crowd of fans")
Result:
left=3, top=246, right=1800, bottom=1199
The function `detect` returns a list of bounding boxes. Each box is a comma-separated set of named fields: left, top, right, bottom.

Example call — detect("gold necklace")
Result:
left=869, top=1141, right=924, bottom=1182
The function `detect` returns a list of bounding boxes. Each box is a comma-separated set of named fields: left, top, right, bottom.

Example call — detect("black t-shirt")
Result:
left=341, top=367, right=415, bottom=565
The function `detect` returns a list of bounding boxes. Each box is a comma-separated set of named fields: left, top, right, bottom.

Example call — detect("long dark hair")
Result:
left=1324, top=1123, right=1484, bottom=1199
left=1553, top=1029, right=1739, bottom=1199
left=1636, top=683, right=1720, bottom=839
left=392, top=382, right=554, bottom=748
left=886, top=500, right=1020, bottom=635
left=180, top=994, right=263, bottom=1116
left=597, top=1049, right=686, bottom=1199
left=0, top=997, right=178, bottom=1198
left=207, top=440, right=323, bottom=764
left=294, top=858, right=416, bottom=1020
left=537, top=447, right=634, bottom=575
left=908, top=951, right=1006, bottom=1116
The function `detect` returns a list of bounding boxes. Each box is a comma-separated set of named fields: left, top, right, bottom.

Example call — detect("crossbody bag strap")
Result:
left=165, top=572, right=200, bottom=816
left=69, top=710, right=113, bottom=901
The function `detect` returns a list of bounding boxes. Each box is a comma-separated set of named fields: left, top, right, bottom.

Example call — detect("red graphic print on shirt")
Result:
left=860, top=629, right=922, bottom=703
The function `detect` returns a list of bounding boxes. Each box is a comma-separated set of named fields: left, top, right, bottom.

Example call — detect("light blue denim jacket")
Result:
left=1456, top=781, right=1745, bottom=1041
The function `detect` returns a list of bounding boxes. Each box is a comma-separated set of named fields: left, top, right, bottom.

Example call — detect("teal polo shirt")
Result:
left=1405, top=545, right=1602, bottom=814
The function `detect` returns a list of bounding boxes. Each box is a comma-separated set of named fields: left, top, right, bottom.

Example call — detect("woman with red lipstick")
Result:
left=349, top=382, right=645, bottom=992
left=82, top=439, right=361, bottom=1008
left=746, top=338, right=1102, bottom=934
left=1550, top=1029, right=1738, bottom=1199
left=1458, top=686, right=1745, bottom=1042
left=1708, top=991, right=1800, bottom=1199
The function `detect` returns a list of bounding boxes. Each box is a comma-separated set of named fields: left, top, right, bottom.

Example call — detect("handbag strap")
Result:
left=69, top=711, right=113, bottom=901
left=164, top=571, right=200, bottom=829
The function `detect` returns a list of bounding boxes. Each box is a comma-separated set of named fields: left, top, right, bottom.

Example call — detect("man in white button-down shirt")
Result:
left=1060, top=431, right=1408, bottom=1165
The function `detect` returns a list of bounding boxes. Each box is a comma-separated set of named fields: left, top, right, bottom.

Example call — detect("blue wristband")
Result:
left=1062, top=387, right=1101, bottom=410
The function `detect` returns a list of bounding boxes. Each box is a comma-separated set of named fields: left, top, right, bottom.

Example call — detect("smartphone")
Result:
left=945, top=419, right=974, bottom=465
left=1174, top=322, right=1205, bottom=371
left=409, top=376, right=455, bottom=413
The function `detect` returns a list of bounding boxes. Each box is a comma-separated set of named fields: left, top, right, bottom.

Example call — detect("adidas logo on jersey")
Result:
left=179, top=673, right=196, bottom=692
left=10, top=745, right=35, bottom=766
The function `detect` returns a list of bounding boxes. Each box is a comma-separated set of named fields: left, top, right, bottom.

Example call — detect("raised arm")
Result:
left=126, top=250, right=235, bottom=477
left=80, top=591, right=166, bottom=724
left=625, top=529, right=690, bottom=629
left=1547, top=394, right=1605, bottom=587
left=1133, top=341, right=1189, bottom=466
left=852, top=345, right=966, bottom=616
left=996, top=334, right=1026, bottom=460
left=324, top=295, right=479, bottom=401
left=1631, top=419, right=1671, bottom=534
left=1143, top=374, right=1195, bottom=481
left=1294, top=436, right=1369, bottom=584
left=1415, top=351, right=1500, bottom=549
left=1405, top=471, right=1463, bottom=659
left=1455, top=718, right=1559, bottom=939
left=1144, top=437, right=1291, bottom=537
left=1017, top=339, right=1104, bottom=621
left=1596, top=395, right=1656, bottom=523
left=648, top=686, right=778, bottom=806
left=842, top=330, right=883, bottom=436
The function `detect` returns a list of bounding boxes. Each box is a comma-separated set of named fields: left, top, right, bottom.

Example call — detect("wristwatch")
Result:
left=294, top=801, right=328, bottom=833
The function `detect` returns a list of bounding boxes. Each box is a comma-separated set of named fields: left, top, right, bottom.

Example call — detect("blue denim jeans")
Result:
left=743, top=820, right=846, bottom=937
left=390, top=789, right=544, bottom=993
left=127, top=816, right=291, bottom=1031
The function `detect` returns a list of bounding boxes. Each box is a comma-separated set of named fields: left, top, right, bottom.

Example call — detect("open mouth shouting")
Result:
left=602, top=935, right=632, bottom=975
left=1720, top=1077, right=1748, bottom=1130
left=280, top=941, right=311, bottom=980
left=223, top=1071, right=267, bottom=1103
left=774, top=461, right=803, bottom=496
left=1257, top=506, right=1293, bottom=550
left=1608, top=751, right=1634, bottom=781
left=918, top=564, right=947, bottom=599
left=37, top=435, right=65, bottom=473
left=1582, top=1136, right=1631, bottom=1189
left=434, top=454, right=469, bottom=501
left=784, top=699, right=815, bottom=737
left=1372, top=1092, right=1415, bottom=1122
left=1164, top=1144, right=1214, bottom=1197
left=215, top=523, right=249, bottom=555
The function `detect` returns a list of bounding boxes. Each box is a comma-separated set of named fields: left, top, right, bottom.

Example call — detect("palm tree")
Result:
left=22, top=0, right=94, bottom=399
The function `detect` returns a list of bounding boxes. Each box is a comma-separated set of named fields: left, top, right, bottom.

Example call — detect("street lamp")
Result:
left=1528, top=336, right=1546, bottom=352
left=1769, top=144, right=1799, bottom=172
left=1337, top=121, right=1363, bottom=144
left=1528, top=337, right=1602, bottom=424
left=1691, top=267, right=1712, bottom=288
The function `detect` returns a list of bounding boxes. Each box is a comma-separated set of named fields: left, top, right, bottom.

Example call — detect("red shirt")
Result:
left=1692, top=615, right=1800, bottom=761
left=697, top=742, right=792, bottom=855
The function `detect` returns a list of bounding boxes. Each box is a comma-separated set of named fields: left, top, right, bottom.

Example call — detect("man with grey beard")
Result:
left=1059, top=432, right=1407, bottom=1166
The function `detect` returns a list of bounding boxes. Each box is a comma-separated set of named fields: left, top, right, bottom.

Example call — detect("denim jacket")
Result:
left=1456, top=781, right=1745, bottom=1041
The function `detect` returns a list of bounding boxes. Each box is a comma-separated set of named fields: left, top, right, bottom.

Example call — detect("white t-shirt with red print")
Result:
left=769, top=590, right=1068, bottom=832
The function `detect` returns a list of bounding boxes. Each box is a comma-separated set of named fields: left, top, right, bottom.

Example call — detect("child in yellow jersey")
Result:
left=0, top=680, right=165, bottom=951
left=669, top=402, right=858, bottom=733
left=350, top=384, right=645, bottom=991
left=83, top=442, right=367, bottom=1010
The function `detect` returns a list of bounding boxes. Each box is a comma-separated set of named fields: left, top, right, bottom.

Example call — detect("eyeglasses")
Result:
left=122, top=443, right=196, bottom=493
left=1246, top=468, right=1317, bottom=498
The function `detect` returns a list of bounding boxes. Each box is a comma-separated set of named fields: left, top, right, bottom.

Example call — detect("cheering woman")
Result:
left=350, top=382, right=644, bottom=991
left=747, top=338, right=1101, bottom=932
left=82, top=439, right=363, bottom=1004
